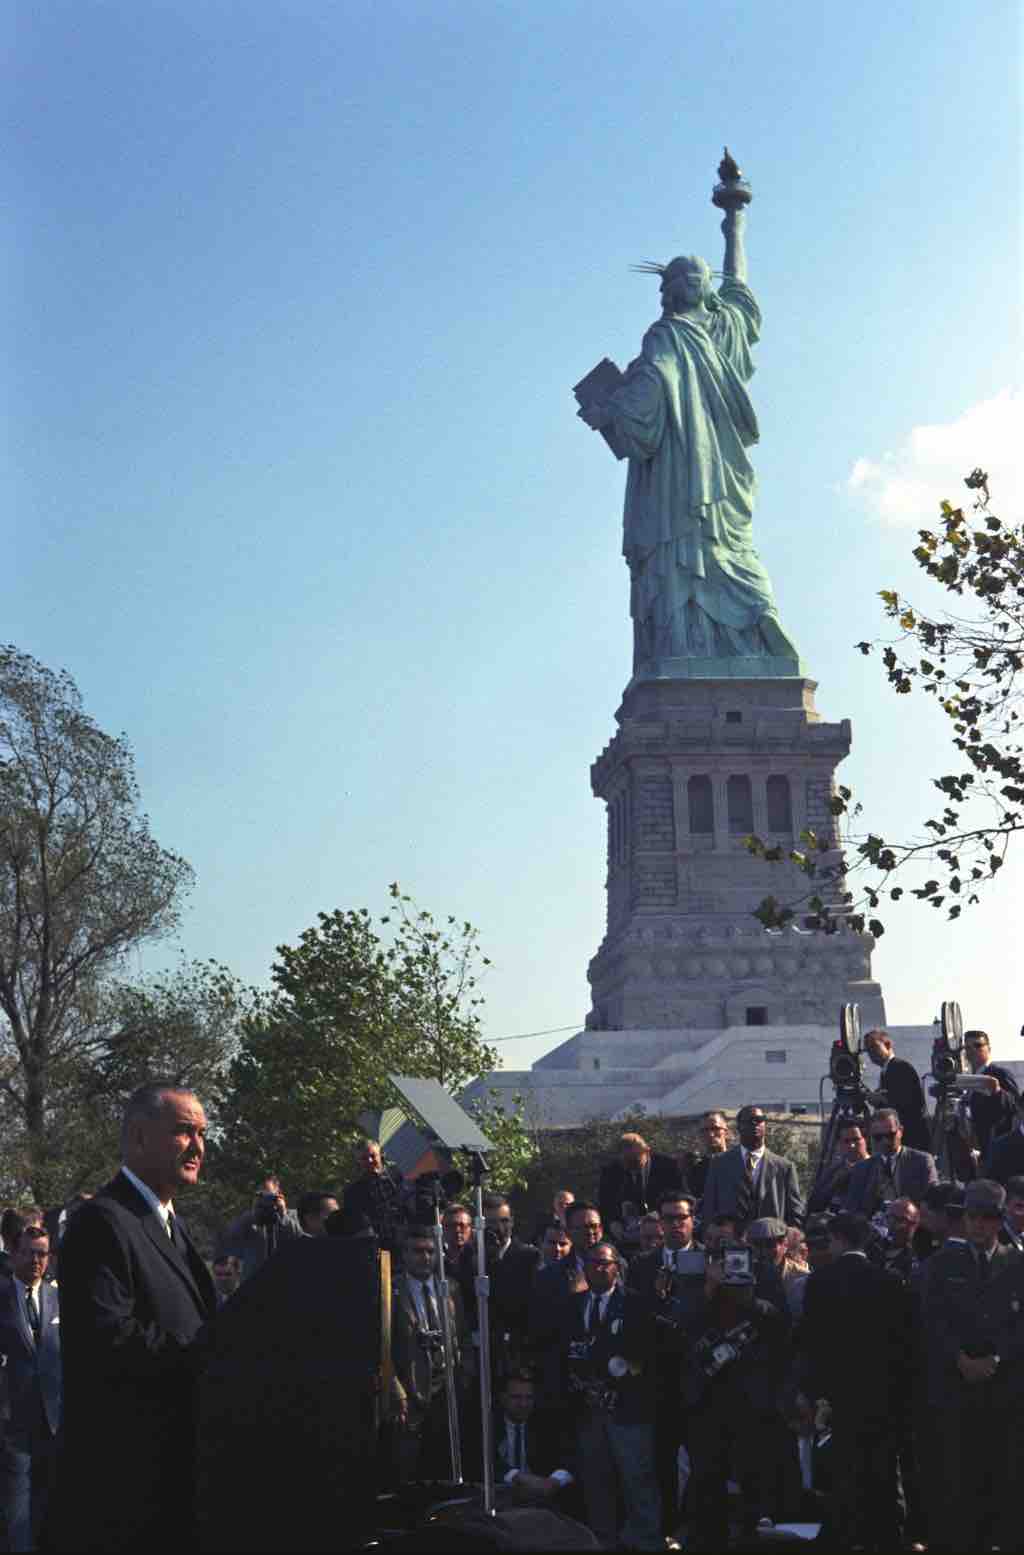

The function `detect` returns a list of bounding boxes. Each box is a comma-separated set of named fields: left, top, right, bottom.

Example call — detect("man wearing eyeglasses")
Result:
left=845, top=1110, right=937, bottom=1217
left=963, top=1030, right=1020, bottom=1163
left=628, top=1194, right=704, bottom=1540
left=567, top=1242, right=661, bottom=1551
left=702, top=1106, right=805, bottom=1228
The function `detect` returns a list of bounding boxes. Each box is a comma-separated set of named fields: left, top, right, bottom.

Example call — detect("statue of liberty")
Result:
left=576, top=152, right=801, bottom=680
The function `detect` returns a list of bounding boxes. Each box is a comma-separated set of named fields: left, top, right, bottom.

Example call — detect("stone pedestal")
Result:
left=586, top=676, right=885, bottom=1032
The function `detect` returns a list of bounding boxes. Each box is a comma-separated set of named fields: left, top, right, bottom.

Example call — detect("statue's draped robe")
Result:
left=604, top=279, right=799, bottom=673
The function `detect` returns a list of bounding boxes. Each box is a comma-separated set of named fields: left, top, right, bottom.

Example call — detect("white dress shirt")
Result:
left=585, top=1288, right=615, bottom=1330
left=121, top=1165, right=174, bottom=1235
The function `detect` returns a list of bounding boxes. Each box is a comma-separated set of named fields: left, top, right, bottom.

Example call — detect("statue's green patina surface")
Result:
left=577, top=153, right=803, bottom=682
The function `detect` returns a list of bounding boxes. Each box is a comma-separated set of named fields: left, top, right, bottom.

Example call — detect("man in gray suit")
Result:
left=702, top=1105, right=805, bottom=1228
left=0, top=1224, right=61, bottom=1551
left=845, top=1109, right=938, bottom=1216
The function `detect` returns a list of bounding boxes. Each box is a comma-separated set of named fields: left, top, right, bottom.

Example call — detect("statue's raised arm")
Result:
left=573, top=149, right=802, bottom=681
left=713, top=146, right=750, bottom=284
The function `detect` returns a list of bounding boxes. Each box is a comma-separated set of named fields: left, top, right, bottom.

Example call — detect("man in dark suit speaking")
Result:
left=56, top=1081, right=216, bottom=1552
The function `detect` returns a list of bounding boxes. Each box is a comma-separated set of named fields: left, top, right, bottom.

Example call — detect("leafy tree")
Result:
left=216, top=885, right=497, bottom=1194
left=457, top=1091, right=538, bottom=1196
left=749, top=474, right=1021, bottom=934
left=0, top=957, right=246, bottom=1206
left=0, top=646, right=194, bottom=1194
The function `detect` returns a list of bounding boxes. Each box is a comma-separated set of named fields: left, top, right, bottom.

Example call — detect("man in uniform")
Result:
left=919, top=1179, right=1022, bottom=1553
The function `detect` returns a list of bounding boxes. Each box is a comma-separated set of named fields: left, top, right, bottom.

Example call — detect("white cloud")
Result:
left=845, top=389, right=1022, bottom=525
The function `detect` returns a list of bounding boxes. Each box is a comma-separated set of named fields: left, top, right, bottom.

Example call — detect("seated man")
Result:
left=598, top=1132, right=681, bottom=1251
left=477, top=1368, right=578, bottom=1509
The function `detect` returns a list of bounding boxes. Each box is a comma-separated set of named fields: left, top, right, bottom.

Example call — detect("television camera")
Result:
left=928, top=1000, right=992, bottom=1182
left=812, top=1004, right=872, bottom=1192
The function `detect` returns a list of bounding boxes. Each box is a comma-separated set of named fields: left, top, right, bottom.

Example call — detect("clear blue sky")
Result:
left=7, top=1, right=1023, bottom=1068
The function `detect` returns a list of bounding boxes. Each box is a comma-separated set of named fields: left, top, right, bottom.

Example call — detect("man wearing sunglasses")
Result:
left=845, top=1109, right=937, bottom=1217
left=702, top=1106, right=805, bottom=1228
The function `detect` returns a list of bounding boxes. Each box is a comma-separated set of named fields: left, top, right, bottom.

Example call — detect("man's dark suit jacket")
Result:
left=968, top=1064, right=1021, bottom=1159
left=56, top=1171, right=216, bottom=1552
left=802, top=1253, right=912, bottom=1409
left=844, top=1145, right=938, bottom=1215
left=878, top=1056, right=932, bottom=1151
left=598, top=1152, right=682, bottom=1232
left=702, top=1145, right=805, bottom=1227
left=461, top=1239, right=539, bottom=1344
left=0, top=1275, right=61, bottom=1441
left=565, top=1284, right=655, bottom=1427
left=987, top=1126, right=1024, bottom=1185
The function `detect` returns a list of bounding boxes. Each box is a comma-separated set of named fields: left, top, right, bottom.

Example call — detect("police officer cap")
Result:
left=747, top=1216, right=787, bottom=1242
left=963, top=1179, right=1006, bottom=1216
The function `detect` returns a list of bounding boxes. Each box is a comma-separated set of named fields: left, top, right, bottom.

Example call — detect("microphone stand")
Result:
left=429, top=1196, right=463, bottom=1484
left=467, top=1152, right=495, bottom=1517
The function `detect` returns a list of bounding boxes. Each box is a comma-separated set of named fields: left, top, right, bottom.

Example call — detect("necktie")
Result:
left=26, top=1287, right=40, bottom=1341
left=737, top=1152, right=754, bottom=1219
left=515, top=1422, right=526, bottom=1471
left=976, top=1251, right=991, bottom=1286
left=167, top=1212, right=183, bottom=1250
left=423, top=1278, right=440, bottom=1330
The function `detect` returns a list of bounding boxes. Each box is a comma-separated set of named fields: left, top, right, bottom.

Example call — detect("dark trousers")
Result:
left=927, top=1394, right=1011, bottom=1553
left=687, top=1397, right=779, bottom=1548
left=653, top=1395, right=686, bottom=1536
left=0, top=1424, right=58, bottom=1554
left=395, top=1390, right=457, bottom=1485
left=828, top=1409, right=902, bottom=1551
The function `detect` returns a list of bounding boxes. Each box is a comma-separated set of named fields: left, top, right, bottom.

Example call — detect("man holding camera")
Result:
left=565, top=1241, right=661, bottom=1551
left=675, top=1238, right=790, bottom=1549
left=219, top=1176, right=304, bottom=1282
left=391, top=1222, right=466, bottom=1484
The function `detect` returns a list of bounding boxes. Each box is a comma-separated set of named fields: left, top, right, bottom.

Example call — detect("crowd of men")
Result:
left=0, top=1025, right=1019, bottom=1552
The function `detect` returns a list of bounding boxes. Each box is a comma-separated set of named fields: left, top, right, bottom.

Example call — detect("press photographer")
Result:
left=565, top=1240, right=661, bottom=1551
left=676, top=1240, right=790, bottom=1548
left=218, top=1174, right=303, bottom=1281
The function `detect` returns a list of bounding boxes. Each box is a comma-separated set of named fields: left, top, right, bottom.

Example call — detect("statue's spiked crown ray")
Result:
left=630, top=259, right=724, bottom=279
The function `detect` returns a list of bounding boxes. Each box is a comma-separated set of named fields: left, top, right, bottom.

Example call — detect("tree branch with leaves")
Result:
left=748, top=473, right=1021, bottom=935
